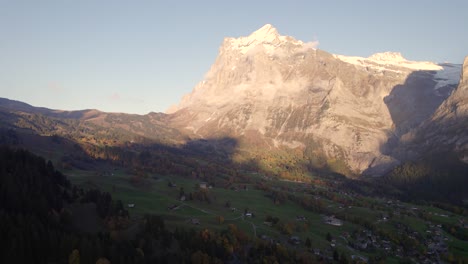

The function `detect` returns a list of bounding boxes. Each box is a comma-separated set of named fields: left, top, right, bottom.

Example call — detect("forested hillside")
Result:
left=0, top=147, right=304, bottom=263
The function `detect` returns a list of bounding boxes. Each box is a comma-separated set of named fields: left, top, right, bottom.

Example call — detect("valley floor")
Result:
left=67, top=165, right=468, bottom=263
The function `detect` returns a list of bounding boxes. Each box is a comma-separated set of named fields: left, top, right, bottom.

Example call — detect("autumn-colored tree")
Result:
left=95, top=257, right=110, bottom=264
left=68, top=249, right=80, bottom=264
left=191, top=250, right=210, bottom=264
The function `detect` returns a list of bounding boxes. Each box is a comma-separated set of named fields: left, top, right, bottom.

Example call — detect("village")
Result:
left=117, top=174, right=467, bottom=263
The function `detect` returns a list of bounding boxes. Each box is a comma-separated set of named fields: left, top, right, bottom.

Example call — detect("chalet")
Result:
left=356, top=241, right=368, bottom=250
left=323, top=215, right=343, bottom=226
left=189, top=218, right=200, bottom=225
left=313, top=248, right=321, bottom=256
left=260, top=235, right=273, bottom=243
left=296, top=216, right=307, bottom=221
left=289, top=236, right=301, bottom=245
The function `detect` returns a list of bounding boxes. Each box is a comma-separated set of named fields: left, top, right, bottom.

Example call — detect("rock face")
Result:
left=168, top=24, right=461, bottom=176
left=404, top=56, right=468, bottom=163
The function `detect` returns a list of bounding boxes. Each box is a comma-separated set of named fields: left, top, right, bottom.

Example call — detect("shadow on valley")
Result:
left=2, top=93, right=466, bottom=205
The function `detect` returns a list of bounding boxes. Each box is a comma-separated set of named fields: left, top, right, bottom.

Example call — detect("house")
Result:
left=289, top=236, right=301, bottom=245
left=313, top=248, right=321, bottom=256
left=199, top=182, right=208, bottom=189
left=245, top=212, right=252, bottom=217
left=127, top=203, right=135, bottom=208
left=296, top=216, right=307, bottom=221
left=357, top=241, right=368, bottom=250
left=189, top=218, right=200, bottom=225
left=180, top=195, right=186, bottom=201
left=323, top=215, right=343, bottom=226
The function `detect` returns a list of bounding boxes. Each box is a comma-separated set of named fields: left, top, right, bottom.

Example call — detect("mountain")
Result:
left=168, top=24, right=461, bottom=176
left=0, top=24, right=464, bottom=179
left=0, top=97, right=185, bottom=145
left=401, top=56, right=468, bottom=162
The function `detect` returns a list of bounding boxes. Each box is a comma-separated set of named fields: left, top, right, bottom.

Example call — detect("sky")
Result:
left=0, top=0, right=467, bottom=114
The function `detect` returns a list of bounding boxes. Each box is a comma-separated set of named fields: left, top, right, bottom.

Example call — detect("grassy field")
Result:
left=67, top=166, right=362, bottom=253
left=66, top=165, right=468, bottom=262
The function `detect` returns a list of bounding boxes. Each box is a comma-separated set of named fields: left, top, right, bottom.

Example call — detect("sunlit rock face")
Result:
left=168, top=24, right=461, bottom=176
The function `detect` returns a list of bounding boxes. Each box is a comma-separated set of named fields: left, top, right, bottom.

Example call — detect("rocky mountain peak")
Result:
left=248, top=24, right=279, bottom=41
left=168, top=25, right=462, bottom=176
left=368, top=52, right=406, bottom=62
left=223, top=24, right=304, bottom=55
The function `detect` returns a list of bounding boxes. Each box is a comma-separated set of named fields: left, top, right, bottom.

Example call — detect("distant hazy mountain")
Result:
left=0, top=97, right=185, bottom=145
left=168, top=24, right=462, bottom=176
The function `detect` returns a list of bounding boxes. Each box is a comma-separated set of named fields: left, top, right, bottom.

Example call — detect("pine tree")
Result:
left=305, top=237, right=311, bottom=248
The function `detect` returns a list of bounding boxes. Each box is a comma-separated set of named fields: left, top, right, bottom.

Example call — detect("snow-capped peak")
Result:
left=335, top=52, right=461, bottom=92
left=248, top=24, right=280, bottom=42
left=368, top=52, right=406, bottom=63
left=226, top=24, right=303, bottom=55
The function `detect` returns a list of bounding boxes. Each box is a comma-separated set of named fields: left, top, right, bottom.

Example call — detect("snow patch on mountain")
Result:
left=335, top=52, right=443, bottom=71
left=434, top=63, right=462, bottom=90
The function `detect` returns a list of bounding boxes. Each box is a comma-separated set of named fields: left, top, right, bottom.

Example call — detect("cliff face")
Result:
left=168, top=25, right=461, bottom=176
left=432, top=56, right=468, bottom=120
left=403, top=56, right=468, bottom=164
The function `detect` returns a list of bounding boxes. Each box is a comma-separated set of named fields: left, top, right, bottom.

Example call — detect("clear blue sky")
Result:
left=1, top=0, right=467, bottom=114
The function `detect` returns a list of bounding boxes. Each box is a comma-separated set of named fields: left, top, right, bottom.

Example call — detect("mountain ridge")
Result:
left=0, top=24, right=465, bottom=179
left=168, top=24, right=463, bottom=176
